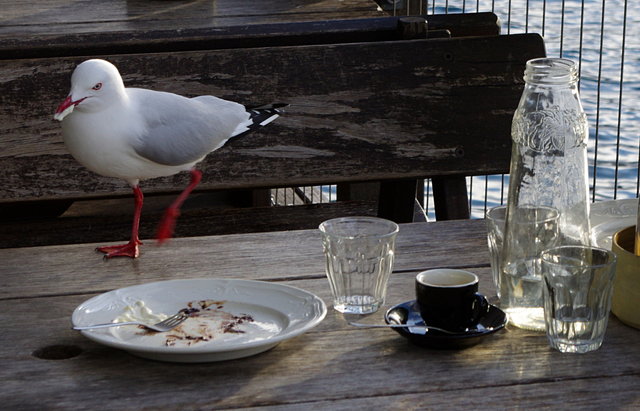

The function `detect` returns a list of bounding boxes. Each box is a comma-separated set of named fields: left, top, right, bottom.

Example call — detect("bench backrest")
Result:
left=0, top=14, right=546, bottom=245
left=1, top=35, right=544, bottom=195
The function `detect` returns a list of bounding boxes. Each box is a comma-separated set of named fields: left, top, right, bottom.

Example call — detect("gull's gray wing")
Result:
left=130, top=89, right=250, bottom=166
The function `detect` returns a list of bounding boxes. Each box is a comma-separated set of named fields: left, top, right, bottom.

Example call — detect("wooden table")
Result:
left=1, top=219, right=638, bottom=409
left=0, top=0, right=382, bottom=58
left=1, top=0, right=382, bottom=35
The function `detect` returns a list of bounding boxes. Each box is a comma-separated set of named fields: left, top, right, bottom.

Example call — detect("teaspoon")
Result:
left=347, top=321, right=461, bottom=334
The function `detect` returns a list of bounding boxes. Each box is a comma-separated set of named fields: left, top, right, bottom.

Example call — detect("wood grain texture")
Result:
left=0, top=33, right=545, bottom=203
left=0, top=13, right=542, bottom=244
left=3, top=8, right=633, bottom=409
left=0, top=13, right=500, bottom=59
left=0, top=219, right=490, bottom=300
left=0, top=221, right=638, bottom=409
left=0, top=0, right=381, bottom=38
left=0, top=200, right=379, bottom=248
left=0, top=1, right=498, bottom=53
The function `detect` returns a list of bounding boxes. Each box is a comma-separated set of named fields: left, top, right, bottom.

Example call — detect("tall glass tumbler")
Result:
left=500, top=206, right=561, bottom=331
left=486, top=205, right=507, bottom=299
left=541, top=246, right=617, bottom=353
left=319, top=217, right=399, bottom=314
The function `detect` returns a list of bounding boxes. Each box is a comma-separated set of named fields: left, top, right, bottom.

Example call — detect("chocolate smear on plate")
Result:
left=142, top=299, right=255, bottom=346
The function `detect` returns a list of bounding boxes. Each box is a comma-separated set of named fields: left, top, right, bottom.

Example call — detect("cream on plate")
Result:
left=109, top=299, right=281, bottom=348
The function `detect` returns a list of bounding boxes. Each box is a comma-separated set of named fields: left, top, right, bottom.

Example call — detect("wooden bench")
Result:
left=0, top=14, right=546, bottom=248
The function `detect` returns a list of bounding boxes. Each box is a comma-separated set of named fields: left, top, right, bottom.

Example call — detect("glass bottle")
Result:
left=500, top=58, right=591, bottom=331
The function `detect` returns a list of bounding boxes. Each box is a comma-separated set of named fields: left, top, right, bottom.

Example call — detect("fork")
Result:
left=73, top=310, right=189, bottom=332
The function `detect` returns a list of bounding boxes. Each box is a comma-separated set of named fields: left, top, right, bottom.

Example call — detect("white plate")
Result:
left=590, top=199, right=637, bottom=249
left=72, top=279, right=327, bottom=363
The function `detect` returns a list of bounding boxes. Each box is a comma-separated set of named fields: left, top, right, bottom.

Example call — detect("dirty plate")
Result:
left=72, top=278, right=326, bottom=362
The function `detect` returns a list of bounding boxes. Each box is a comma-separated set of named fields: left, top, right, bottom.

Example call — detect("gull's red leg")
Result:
left=156, top=169, right=202, bottom=243
left=97, top=186, right=144, bottom=258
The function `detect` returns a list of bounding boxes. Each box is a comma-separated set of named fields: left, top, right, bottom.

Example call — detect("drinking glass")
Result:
left=541, top=245, right=617, bottom=353
left=499, top=205, right=560, bottom=331
left=319, top=217, right=399, bottom=314
left=486, top=205, right=507, bottom=299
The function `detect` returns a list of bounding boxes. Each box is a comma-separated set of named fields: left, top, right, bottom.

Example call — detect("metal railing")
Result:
left=277, top=1, right=640, bottom=219
left=415, top=0, right=640, bottom=219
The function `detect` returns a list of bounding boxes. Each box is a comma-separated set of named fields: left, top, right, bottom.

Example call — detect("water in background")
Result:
left=421, top=0, right=640, bottom=219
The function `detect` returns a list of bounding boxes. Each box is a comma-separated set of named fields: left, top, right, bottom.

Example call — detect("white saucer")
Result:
left=590, top=199, right=637, bottom=249
left=72, top=278, right=327, bottom=363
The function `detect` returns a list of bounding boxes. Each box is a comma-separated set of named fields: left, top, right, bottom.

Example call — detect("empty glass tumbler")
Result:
left=486, top=205, right=507, bottom=299
left=541, top=246, right=617, bottom=353
left=500, top=206, right=561, bottom=330
left=319, top=217, right=399, bottom=314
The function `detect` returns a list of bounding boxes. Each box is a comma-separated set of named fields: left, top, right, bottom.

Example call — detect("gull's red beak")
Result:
left=54, top=95, right=85, bottom=121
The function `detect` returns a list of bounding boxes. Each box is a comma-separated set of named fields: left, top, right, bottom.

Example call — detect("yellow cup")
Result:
left=612, top=226, right=640, bottom=330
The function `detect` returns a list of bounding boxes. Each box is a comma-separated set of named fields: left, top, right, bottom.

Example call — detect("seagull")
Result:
left=54, top=59, right=284, bottom=258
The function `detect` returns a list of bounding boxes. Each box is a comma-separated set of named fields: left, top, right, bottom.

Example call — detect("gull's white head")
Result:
left=54, top=59, right=126, bottom=121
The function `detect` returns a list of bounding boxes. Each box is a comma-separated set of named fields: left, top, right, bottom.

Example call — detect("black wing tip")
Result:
left=238, top=103, right=287, bottom=136
left=247, top=103, right=289, bottom=113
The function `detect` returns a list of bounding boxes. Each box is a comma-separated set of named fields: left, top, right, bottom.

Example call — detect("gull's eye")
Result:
left=92, top=83, right=102, bottom=91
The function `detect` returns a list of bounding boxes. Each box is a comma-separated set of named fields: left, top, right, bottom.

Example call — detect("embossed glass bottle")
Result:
left=500, top=58, right=591, bottom=331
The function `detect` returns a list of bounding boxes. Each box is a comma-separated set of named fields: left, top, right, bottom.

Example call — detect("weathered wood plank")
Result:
left=0, top=0, right=382, bottom=38
left=0, top=33, right=545, bottom=203
left=1, top=221, right=637, bottom=409
left=0, top=13, right=501, bottom=59
left=432, top=175, right=471, bottom=219
left=225, top=376, right=640, bottom=410
left=0, top=220, right=490, bottom=300
left=0, top=199, right=378, bottom=248
left=1, top=273, right=638, bottom=410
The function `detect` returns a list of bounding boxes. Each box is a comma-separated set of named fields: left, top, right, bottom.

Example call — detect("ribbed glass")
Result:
left=319, top=217, right=398, bottom=314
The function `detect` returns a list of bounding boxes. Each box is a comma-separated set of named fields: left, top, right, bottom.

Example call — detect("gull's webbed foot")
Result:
left=96, top=239, right=143, bottom=259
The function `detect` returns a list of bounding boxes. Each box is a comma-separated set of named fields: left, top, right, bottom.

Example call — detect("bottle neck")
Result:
left=524, top=58, right=578, bottom=86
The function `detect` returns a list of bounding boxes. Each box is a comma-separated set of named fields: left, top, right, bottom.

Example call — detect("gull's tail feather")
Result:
left=232, top=103, right=288, bottom=138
